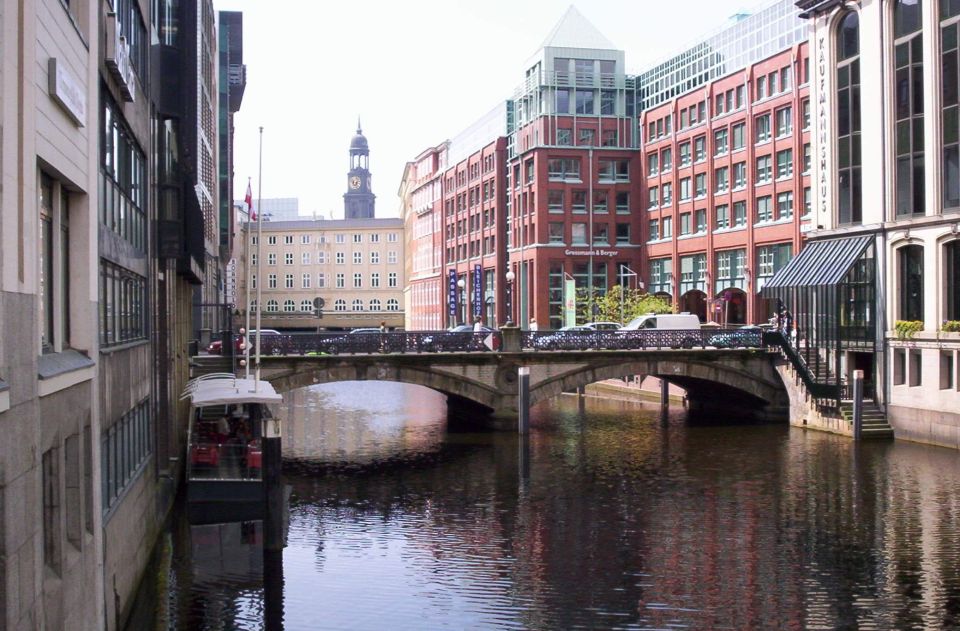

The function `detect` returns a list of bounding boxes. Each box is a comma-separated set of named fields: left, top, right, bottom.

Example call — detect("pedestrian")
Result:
left=529, top=317, right=538, bottom=332
left=473, top=317, right=483, bottom=333
left=379, top=321, right=386, bottom=333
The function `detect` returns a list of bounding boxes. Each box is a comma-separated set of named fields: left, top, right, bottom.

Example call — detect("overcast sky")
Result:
left=217, top=0, right=785, bottom=219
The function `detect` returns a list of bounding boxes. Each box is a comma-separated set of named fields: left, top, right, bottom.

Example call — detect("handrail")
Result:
left=763, top=331, right=838, bottom=401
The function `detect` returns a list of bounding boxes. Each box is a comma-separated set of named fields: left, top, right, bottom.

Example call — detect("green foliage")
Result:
left=575, top=286, right=673, bottom=325
left=941, top=320, right=960, bottom=333
left=894, top=320, right=924, bottom=340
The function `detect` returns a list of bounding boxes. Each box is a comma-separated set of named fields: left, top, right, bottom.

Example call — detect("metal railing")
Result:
left=522, top=327, right=762, bottom=351
left=187, top=441, right=263, bottom=482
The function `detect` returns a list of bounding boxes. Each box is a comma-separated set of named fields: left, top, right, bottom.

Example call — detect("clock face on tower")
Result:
left=349, top=176, right=362, bottom=190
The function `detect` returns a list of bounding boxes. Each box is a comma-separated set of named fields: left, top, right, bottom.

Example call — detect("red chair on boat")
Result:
left=246, top=442, right=262, bottom=472
left=191, top=443, right=220, bottom=467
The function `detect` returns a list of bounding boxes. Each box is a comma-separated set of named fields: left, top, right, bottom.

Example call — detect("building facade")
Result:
left=242, top=219, right=406, bottom=330
left=790, top=0, right=960, bottom=448
left=0, top=0, right=104, bottom=627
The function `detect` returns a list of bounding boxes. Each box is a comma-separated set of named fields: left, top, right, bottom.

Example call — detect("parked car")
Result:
left=620, top=313, right=701, bottom=330
left=322, top=328, right=383, bottom=354
left=447, top=324, right=494, bottom=333
left=708, top=325, right=763, bottom=349
left=534, top=325, right=594, bottom=350
left=421, top=325, right=494, bottom=352
left=207, top=329, right=281, bottom=355
left=583, top=321, right=622, bottom=331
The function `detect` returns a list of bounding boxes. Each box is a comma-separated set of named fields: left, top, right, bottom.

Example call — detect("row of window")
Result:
left=547, top=222, right=631, bottom=245
left=647, top=103, right=808, bottom=177
left=547, top=158, right=630, bottom=182
left=546, top=189, right=631, bottom=214
left=254, top=272, right=399, bottom=290
left=252, top=298, right=400, bottom=313
left=101, top=97, right=147, bottom=253
left=647, top=243, right=793, bottom=287
left=99, top=260, right=147, bottom=347
left=648, top=189, right=808, bottom=239
left=252, top=232, right=398, bottom=246
left=252, top=251, right=400, bottom=266
left=897, top=240, right=960, bottom=322
left=101, top=398, right=152, bottom=514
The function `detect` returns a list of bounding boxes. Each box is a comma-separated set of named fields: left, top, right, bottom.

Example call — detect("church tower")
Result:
left=343, top=119, right=376, bottom=219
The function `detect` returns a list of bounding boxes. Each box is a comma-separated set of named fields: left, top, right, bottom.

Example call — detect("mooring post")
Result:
left=262, top=415, right=284, bottom=551
left=852, top=369, right=863, bottom=440
left=660, top=378, right=669, bottom=425
left=577, top=385, right=585, bottom=397
left=518, top=366, right=530, bottom=434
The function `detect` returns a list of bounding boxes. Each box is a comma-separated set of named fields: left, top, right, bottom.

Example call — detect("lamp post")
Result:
left=618, top=264, right=638, bottom=326
left=505, top=269, right=516, bottom=327
left=457, top=277, right=466, bottom=325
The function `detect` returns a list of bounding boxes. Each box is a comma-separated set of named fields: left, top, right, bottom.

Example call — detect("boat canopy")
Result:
left=181, top=374, right=282, bottom=407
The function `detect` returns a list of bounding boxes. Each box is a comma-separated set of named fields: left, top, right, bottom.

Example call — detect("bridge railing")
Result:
left=256, top=331, right=502, bottom=355
left=522, top=327, right=763, bottom=351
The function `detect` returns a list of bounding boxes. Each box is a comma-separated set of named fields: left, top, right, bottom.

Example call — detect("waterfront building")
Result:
left=771, top=0, right=960, bottom=449
left=219, top=10, right=247, bottom=310
left=243, top=218, right=405, bottom=330
left=0, top=0, right=104, bottom=627
left=639, top=3, right=810, bottom=324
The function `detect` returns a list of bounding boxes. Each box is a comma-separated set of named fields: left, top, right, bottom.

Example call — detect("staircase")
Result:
left=839, top=400, right=894, bottom=438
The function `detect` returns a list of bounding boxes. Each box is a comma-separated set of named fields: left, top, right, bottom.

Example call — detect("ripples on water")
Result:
left=136, top=382, right=960, bottom=630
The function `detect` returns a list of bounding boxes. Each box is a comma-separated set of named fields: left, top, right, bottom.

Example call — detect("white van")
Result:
left=621, top=313, right=701, bottom=330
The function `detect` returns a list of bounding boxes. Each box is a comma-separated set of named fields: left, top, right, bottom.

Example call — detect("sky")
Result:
left=217, top=0, right=778, bottom=219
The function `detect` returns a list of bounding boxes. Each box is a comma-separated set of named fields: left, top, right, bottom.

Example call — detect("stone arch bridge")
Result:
left=252, top=348, right=788, bottom=424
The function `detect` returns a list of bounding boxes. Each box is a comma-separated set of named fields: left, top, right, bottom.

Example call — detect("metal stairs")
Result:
left=839, top=400, right=894, bottom=439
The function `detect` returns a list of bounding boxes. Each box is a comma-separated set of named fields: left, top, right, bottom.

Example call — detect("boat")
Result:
left=180, top=374, right=282, bottom=520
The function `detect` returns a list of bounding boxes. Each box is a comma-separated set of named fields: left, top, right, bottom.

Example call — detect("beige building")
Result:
left=240, top=218, right=406, bottom=330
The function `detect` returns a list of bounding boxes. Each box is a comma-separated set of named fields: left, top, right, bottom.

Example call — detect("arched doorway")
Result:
left=679, top=290, right=707, bottom=322
left=716, top=288, right=747, bottom=325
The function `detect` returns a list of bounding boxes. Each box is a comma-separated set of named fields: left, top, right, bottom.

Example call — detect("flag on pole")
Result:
left=245, top=179, right=255, bottom=221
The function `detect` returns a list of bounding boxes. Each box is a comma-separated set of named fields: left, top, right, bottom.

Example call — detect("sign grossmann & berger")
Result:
left=563, top=249, right=620, bottom=257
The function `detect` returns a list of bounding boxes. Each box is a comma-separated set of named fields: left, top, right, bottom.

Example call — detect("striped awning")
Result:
left=762, top=234, right=873, bottom=293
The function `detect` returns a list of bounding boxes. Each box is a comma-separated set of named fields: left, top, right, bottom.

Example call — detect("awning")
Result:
left=762, top=234, right=873, bottom=295
left=181, top=375, right=282, bottom=407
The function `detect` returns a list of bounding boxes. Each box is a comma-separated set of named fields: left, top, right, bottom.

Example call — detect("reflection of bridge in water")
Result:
left=207, top=328, right=789, bottom=425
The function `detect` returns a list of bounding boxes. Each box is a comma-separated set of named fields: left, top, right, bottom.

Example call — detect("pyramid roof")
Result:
left=539, top=5, right=617, bottom=51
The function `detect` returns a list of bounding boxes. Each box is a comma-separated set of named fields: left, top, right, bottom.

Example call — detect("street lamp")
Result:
left=457, top=277, right=466, bottom=325
left=505, top=269, right=516, bottom=327
left=618, top=264, right=638, bottom=327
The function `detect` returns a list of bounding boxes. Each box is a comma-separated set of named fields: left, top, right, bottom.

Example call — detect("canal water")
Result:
left=127, top=382, right=960, bottom=630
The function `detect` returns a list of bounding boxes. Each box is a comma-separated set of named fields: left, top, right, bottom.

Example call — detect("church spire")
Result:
left=356, top=116, right=362, bottom=135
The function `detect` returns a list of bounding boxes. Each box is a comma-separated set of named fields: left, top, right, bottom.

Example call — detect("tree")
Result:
left=575, top=286, right=673, bottom=325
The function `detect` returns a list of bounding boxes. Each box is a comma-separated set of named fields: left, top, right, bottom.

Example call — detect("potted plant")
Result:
left=894, top=320, right=924, bottom=341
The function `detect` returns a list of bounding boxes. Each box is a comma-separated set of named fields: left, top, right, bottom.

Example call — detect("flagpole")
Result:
left=243, top=177, right=252, bottom=379
left=254, top=126, right=264, bottom=391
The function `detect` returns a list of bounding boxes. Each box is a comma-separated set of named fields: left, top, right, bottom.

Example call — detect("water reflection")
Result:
left=137, top=383, right=960, bottom=630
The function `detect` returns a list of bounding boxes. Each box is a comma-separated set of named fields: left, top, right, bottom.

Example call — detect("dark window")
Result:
left=895, top=0, right=925, bottom=217
left=899, top=244, right=924, bottom=321
left=946, top=240, right=960, bottom=320
left=942, top=2, right=960, bottom=207
left=837, top=12, right=862, bottom=225
left=99, top=259, right=147, bottom=347
left=101, top=96, right=147, bottom=251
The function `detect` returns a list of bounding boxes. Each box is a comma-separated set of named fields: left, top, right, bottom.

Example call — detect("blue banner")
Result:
left=473, top=265, right=483, bottom=318
left=448, top=269, right=458, bottom=317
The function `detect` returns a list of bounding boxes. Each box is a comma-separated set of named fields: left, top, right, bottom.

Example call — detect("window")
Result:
left=648, top=153, right=659, bottom=176
left=335, top=234, right=345, bottom=244
left=549, top=223, right=565, bottom=243
left=803, top=187, right=812, bottom=217
left=648, top=187, right=659, bottom=209
left=895, top=0, right=925, bottom=216
left=695, top=209, right=707, bottom=233
left=370, top=299, right=382, bottom=311
left=679, top=142, right=691, bottom=166
left=592, top=223, right=609, bottom=244
left=894, top=348, right=907, bottom=385
left=715, top=166, right=729, bottom=192
left=370, top=251, right=380, bottom=264
left=336, top=273, right=345, bottom=288
left=302, top=252, right=311, bottom=265
left=680, top=177, right=692, bottom=201
left=662, top=183, right=673, bottom=205
left=572, top=222, right=588, bottom=244
left=756, top=75, right=767, bottom=100
left=548, top=190, right=564, bottom=212
left=662, top=216, right=673, bottom=238
left=756, top=155, right=772, bottom=183
left=388, top=233, right=399, bottom=242
left=557, top=128, right=572, bottom=145
left=733, top=162, right=747, bottom=189
left=714, top=128, right=728, bottom=155
left=756, top=243, right=793, bottom=290
left=802, top=99, right=811, bottom=130
left=252, top=274, right=257, bottom=289
left=371, top=272, right=380, bottom=288
left=716, top=204, right=730, bottom=229
left=680, top=212, right=692, bottom=235
left=352, top=299, right=364, bottom=311
left=910, top=349, right=923, bottom=386
left=615, top=223, right=630, bottom=244
left=776, top=106, right=793, bottom=137
left=39, top=174, right=72, bottom=352
left=353, top=273, right=362, bottom=288
left=301, top=300, right=314, bottom=313
left=387, top=299, right=400, bottom=311
left=284, top=235, right=293, bottom=245
left=353, top=233, right=362, bottom=243
left=648, top=219, right=660, bottom=240
left=781, top=66, right=792, bottom=91
left=575, top=89, right=594, bottom=115
left=285, top=274, right=294, bottom=289
left=336, top=252, right=344, bottom=264
left=268, top=253, right=277, bottom=266
left=838, top=11, right=863, bottom=224
left=941, top=352, right=955, bottom=390
left=733, top=201, right=747, bottom=226
left=803, top=144, right=812, bottom=174
left=548, top=158, right=581, bottom=180
left=557, top=89, right=571, bottom=114
left=317, top=251, right=327, bottom=264
left=777, top=191, right=794, bottom=220
left=302, top=234, right=311, bottom=244
left=616, top=192, right=630, bottom=214
left=579, top=128, right=596, bottom=146
left=694, top=173, right=706, bottom=198
left=251, top=236, right=258, bottom=246
left=756, top=196, right=773, bottom=223
left=100, top=399, right=152, bottom=515
left=661, top=147, right=672, bottom=170
left=43, top=447, right=61, bottom=574
left=282, top=299, right=295, bottom=313
left=947, top=241, right=960, bottom=321
left=284, top=252, right=293, bottom=265
left=265, top=299, right=278, bottom=313
left=353, top=251, right=362, bottom=264
left=268, top=273, right=277, bottom=289
left=318, top=273, right=326, bottom=288
left=601, top=91, right=616, bottom=116
left=388, top=251, right=398, bottom=264
left=100, top=97, right=146, bottom=252
left=732, top=122, right=746, bottom=150
left=388, top=272, right=398, bottom=287
left=268, top=236, right=277, bottom=245
left=598, top=160, right=616, bottom=181
left=776, top=149, right=794, bottom=179
left=99, top=260, right=147, bottom=347
left=302, top=273, right=311, bottom=289
left=370, top=233, right=380, bottom=243
left=694, top=136, right=706, bottom=162
left=898, top=244, right=924, bottom=321
left=755, top=114, right=771, bottom=143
